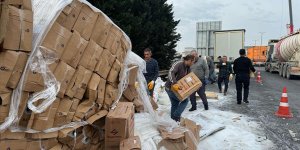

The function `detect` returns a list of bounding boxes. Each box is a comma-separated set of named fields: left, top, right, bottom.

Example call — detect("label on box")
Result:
left=185, top=77, right=192, bottom=83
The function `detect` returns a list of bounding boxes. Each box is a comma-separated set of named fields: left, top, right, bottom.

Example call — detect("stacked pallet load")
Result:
left=0, top=0, right=143, bottom=149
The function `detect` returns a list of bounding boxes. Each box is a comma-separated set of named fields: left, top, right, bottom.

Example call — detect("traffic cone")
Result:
left=275, top=87, right=293, bottom=118
left=256, top=71, right=262, bottom=83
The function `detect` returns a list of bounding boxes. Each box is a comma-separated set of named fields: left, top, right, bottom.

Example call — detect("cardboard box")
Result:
left=53, top=97, right=73, bottom=127
left=0, top=106, right=10, bottom=123
left=26, top=138, right=58, bottom=150
left=105, top=102, right=134, bottom=150
left=53, top=98, right=79, bottom=126
left=34, top=98, right=60, bottom=119
left=120, top=136, right=141, bottom=150
left=65, top=65, right=92, bottom=99
left=0, top=92, right=12, bottom=106
left=74, top=98, right=98, bottom=121
left=86, top=110, right=108, bottom=124
left=23, top=60, right=59, bottom=92
left=27, top=131, right=59, bottom=139
left=1, top=0, right=32, bottom=10
left=104, top=25, right=123, bottom=54
left=107, top=59, right=122, bottom=83
left=132, top=97, right=144, bottom=112
left=116, top=46, right=127, bottom=63
left=181, top=118, right=201, bottom=141
left=61, top=31, right=88, bottom=68
left=6, top=51, right=28, bottom=89
left=85, top=73, right=101, bottom=101
left=127, top=65, right=138, bottom=85
left=184, top=131, right=198, bottom=150
left=0, top=50, right=19, bottom=87
left=31, top=99, right=60, bottom=131
left=18, top=111, right=34, bottom=130
left=173, top=72, right=202, bottom=101
left=95, top=48, right=116, bottom=79
left=120, top=35, right=131, bottom=52
left=96, top=75, right=106, bottom=107
left=123, top=85, right=138, bottom=102
left=79, top=40, right=103, bottom=71
left=41, top=22, right=72, bottom=58
left=103, top=84, right=118, bottom=110
left=0, top=139, right=27, bottom=149
left=159, top=127, right=185, bottom=141
left=53, top=61, right=75, bottom=98
left=90, top=12, right=113, bottom=47
left=57, top=0, right=83, bottom=31
left=1, top=5, right=32, bottom=52
left=0, top=130, right=25, bottom=140
left=73, top=5, right=98, bottom=40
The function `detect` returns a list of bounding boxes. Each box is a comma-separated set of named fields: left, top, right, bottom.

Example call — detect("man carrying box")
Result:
left=165, top=54, right=195, bottom=122
left=189, top=50, right=209, bottom=111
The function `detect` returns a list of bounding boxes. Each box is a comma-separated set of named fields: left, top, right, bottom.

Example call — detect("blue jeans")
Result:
left=166, top=88, right=189, bottom=121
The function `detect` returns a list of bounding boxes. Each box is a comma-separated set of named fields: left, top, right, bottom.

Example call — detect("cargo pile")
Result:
left=0, top=0, right=143, bottom=149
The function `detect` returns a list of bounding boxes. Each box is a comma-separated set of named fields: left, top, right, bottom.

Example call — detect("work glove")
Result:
left=148, top=81, right=154, bottom=90
left=229, top=74, right=233, bottom=81
left=171, top=84, right=182, bottom=92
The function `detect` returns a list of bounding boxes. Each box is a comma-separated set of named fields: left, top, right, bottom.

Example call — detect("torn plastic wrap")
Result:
left=153, top=77, right=164, bottom=103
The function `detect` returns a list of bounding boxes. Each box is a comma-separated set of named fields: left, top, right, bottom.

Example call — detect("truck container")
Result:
left=214, top=29, right=245, bottom=62
left=247, top=46, right=267, bottom=65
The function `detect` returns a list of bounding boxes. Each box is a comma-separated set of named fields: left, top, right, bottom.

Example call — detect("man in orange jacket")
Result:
left=165, top=54, right=195, bottom=122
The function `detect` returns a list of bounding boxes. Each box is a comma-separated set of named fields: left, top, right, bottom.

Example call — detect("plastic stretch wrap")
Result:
left=153, top=77, right=164, bottom=102
left=0, top=0, right=133, bottom=133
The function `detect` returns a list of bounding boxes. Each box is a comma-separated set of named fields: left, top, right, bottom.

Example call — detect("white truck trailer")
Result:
left=265, top=31, right=300, bottom=79
left=214, top=29, right=245, bottom=62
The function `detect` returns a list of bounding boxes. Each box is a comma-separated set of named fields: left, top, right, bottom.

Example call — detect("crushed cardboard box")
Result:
left=120, top=136, right=141, bottom=150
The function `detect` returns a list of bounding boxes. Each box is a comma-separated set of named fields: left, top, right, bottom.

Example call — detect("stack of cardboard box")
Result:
left=0, top=0, right=32, bottom=126
left=0, top=0, right=144, bottom=149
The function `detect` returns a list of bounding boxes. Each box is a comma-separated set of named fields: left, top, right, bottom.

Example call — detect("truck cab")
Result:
left=265, top=39, right=279, bottom=72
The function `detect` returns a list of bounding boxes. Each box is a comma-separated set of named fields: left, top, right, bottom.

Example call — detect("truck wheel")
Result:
left=286, top=68, right=293, bottom=80
left=283, top=65, right=287, bottom=78
left=265, top=64, right=270, bottom=72
left=279, top=65, right=283, bottom=77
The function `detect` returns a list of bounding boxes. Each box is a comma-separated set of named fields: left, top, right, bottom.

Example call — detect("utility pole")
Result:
left=288, top=0, right=294, bottom=34
left=259, top=32, right=265, bottom=62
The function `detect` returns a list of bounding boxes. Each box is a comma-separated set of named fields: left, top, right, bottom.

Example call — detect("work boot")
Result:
left=243, top=100, right=249, bottom=104
left=204, top=105, right=209, bottom=110
left=237, top=101, right=241, bottom=105
left=224, top=92, right=227, bottom=96
left=189, top=107, right=197, bottom=111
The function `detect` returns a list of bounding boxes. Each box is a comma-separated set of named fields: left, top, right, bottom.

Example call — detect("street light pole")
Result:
left=259, top=32, right=265, bottom=62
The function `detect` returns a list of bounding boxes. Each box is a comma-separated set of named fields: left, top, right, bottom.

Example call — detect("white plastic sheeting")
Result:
left=135, top=91, right=274, bottom=150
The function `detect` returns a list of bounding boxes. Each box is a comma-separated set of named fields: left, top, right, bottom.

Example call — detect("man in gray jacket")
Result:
left=189, top=50, right=209, bottom=111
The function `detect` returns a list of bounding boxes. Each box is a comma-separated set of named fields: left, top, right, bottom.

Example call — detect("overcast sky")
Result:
left=167, top=0, right=300, bottom=52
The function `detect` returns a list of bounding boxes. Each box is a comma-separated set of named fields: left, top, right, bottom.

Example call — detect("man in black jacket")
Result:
left=233, top=49, right=256, bottom=104
left=217, top=56, right=232, bottom=96
left=143, top=48, right=159, bottom=97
